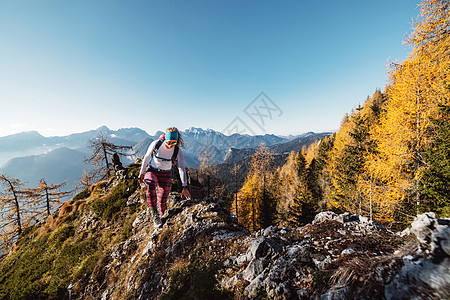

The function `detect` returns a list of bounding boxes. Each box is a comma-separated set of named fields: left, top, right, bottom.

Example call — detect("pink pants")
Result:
left=144, top=168, right=172, bottom=216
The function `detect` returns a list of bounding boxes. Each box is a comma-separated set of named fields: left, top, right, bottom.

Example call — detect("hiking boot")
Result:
left=153, top=213, right=162, bottom=226
left=149, top=207, right=162, bottom=226
left=149, top=207, right=157, bottom=215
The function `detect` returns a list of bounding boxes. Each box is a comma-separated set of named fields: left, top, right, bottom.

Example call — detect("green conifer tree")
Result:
left=306, top=158, right=322, bottom=202
left=420, top=104, right=450, bottom=217
left=289, top=152, right=316, bottom=226
left=332, top=108, right=370, bottom=211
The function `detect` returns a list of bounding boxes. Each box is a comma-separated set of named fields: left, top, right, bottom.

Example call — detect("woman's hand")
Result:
left=181, top=187, right=191, bottom=200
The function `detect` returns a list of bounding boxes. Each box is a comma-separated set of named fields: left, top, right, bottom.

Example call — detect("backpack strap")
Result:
left=152, top=139, right=164, bottom=158
left=172, top=145, right=179, bottom=164
left=146, top=140, right=179, bottom=172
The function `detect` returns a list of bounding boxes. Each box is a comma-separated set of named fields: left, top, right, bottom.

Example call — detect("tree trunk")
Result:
left=5, top=178, right=21, bottom=235
left=45, top=187, right=50, bottom=216
left=102, top=143, right=111, bottom=178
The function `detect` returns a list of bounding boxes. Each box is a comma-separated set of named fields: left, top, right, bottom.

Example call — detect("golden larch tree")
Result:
left=238, top=144, right=277, bottom=232
left=365, top=0, right=450, bottom=225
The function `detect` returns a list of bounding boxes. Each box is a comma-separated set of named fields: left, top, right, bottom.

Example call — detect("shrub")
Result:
left=48, top=239, right=98, bottom=298
left=73, top=188, right=91, bottom=200
left=161, top=245, right=232, bottom=300
left=161, top=259, right=232, bottom=300
left=51, top=225, right=75, bottom=247
left=0, top=235, right=53, bottom=299
left=74, top=250, right=104, bottom=280
left=119, top=214, right=136, bottom=242
left=92, top=181, right=136, bottom=221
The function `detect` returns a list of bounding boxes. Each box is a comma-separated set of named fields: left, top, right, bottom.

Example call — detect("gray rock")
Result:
left=320, top=287, right=348, bottom=300
left=286, top=244, right=304, bottom=258
left=100, top=288, right=112, bottom=300
left=142, top=239, right=155, bottom=257
left=263, top=225, right=279, bottom=237
left=410, top=212, right=437, bottom=245
left=246, top=237, right=284, bottom=261
left=334, top=212, right=352, bottom=224
left=76, top=211, right=98, bottom=233
left=132, top=208, right=151, bottom=230
left=385, top=213, right=450, bottom=300
left=242, top=258, right=268, bottom=282
left=265, top=279, right=294, bottom=300
left=127, top=190, right=142, bottom=206
left=297, top=289, right=309, bottom=299
left=313, top=211, right=338, bottom=224
left=212, top=229, right=244, bottom=241
left=313, top=256, right=333, bottom=270
left=244, top=272, right=266, bottom=297
left=337, top=229, right=347, bottom=235
left=385, top=257, right=450, bottom=299
left=436, top=223, right=450, bottom=256
left=266, top=256, right=293, bottom=281
left=399, top=227, right=410, bottom=237
left=235, top=253, right=250, bottom=266
left=224, top=272, right=244, bottom=289
left=410, top=213, right=450, bottom=256
left=341, top=249, right=355, bottom=256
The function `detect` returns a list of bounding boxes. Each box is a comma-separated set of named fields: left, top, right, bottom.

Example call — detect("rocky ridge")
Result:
left=0, top=168, right=449, bottom=299
left=67, top=196, right=450, bottom=298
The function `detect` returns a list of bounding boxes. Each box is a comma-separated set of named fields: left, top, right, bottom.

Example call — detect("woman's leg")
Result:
left=144, top=171, right=158, bottom=210
left=157, top=170, right=172, bottom=216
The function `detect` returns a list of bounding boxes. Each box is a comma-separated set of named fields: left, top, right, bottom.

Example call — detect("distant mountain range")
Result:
left=221, top=132, right=331, bottom=165
left=0, top=147, right=93, bottom=190
left=0, top=126, right=151, bottom=189
left=129, top=127, right=287, bottom=166
left=0, top=126, right=332, bottom=191
left=0, top=126, right=150, bottom=166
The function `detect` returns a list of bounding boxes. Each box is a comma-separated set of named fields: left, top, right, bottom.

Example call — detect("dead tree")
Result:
left=36, top=179, right=73, bottom=216
left=85, top=134, right=133, bottom=180
left=0, top=175, right=35, bottom=254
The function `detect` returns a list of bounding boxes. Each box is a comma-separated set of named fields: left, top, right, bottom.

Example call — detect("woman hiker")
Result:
left=138, top=127, right=191, bottom=224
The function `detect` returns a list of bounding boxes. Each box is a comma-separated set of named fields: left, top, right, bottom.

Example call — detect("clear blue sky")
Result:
left=0, top=0, right=420, bottom=137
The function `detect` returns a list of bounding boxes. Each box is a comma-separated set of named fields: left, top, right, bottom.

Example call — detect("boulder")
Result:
left=385, top=213, right=450, bottom=299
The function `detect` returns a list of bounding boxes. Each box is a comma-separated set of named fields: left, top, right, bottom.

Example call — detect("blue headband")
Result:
left=165, top=132, right=178, bottom=141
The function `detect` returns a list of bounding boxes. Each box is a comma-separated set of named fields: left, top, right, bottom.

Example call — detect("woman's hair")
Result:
left=166, top=127, right=184, bottom=147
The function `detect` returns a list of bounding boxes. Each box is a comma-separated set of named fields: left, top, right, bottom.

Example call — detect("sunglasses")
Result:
left=166, top=140, right=177, bottom=146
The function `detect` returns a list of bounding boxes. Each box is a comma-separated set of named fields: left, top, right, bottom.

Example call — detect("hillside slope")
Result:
left=0, top=166, right=448, bottom=299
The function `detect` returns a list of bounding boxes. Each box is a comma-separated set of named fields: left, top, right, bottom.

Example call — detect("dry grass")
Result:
left=329, top=256, right=372, bottom=288
left=328, top=239, right=418, bottom=297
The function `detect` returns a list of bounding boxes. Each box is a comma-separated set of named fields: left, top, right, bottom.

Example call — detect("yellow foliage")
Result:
left=363, top=0, right=450, bottom=224
left=303, top=141, right=322, bottom=164
left=237, top=144, right=276, bottom=232
left=325, top=106, right=367, bottom=213
left=277, top=152, right=300, bottom=215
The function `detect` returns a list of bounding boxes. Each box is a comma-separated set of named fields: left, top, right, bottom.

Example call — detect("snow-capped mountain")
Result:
left=181, top=127, right=286, bottom=163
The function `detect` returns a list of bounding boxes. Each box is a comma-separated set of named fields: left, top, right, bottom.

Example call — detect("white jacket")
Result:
left=139, top=140, right=188, bottom=187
